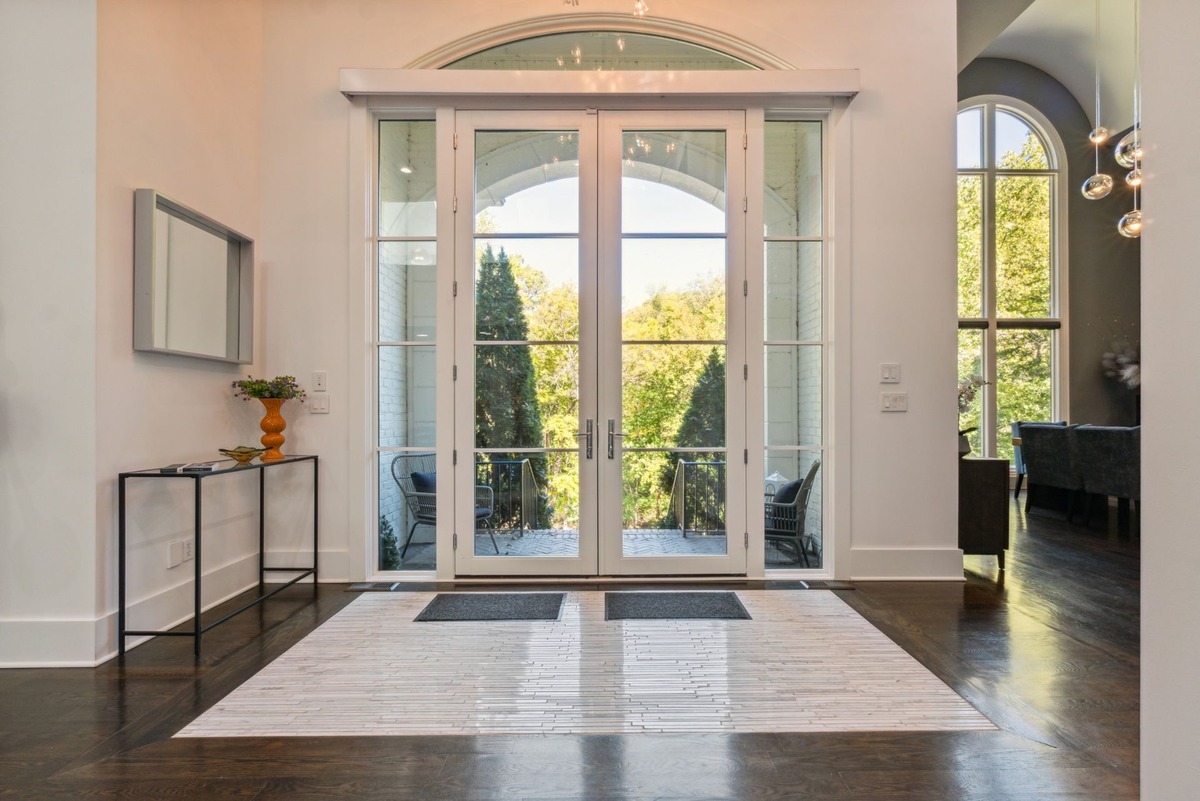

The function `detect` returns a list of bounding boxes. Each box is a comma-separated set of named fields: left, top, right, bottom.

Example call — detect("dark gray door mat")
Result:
left=414, top=593, right=565, bottom=622
left=605, top=591, right=751, bottom=620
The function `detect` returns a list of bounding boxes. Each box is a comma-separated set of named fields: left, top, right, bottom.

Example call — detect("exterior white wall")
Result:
left=260, top=0, right=962, bottom=581
left=92, top=0, right=266, bottom=661
left=0, top=0, right=99, bottom=666
left=1140, top=0, right=1200, bottom=795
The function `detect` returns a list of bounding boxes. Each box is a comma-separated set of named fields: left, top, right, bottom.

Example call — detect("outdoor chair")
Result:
left=1011, top=420, right=1067, bottom=499
left=764, top=458, right=821, bottom=567
left=390, top=453, right=497, bottom=557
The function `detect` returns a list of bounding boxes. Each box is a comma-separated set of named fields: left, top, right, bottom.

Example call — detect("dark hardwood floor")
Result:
left=0, top=498, right=1139, bottom=800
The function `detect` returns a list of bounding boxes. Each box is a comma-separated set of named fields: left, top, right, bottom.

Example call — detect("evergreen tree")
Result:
left=660, top=347, right=726, bottom=529
left=474, top=245, right=549, bottom=526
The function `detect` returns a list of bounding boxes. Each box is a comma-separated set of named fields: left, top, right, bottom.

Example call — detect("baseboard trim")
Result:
left=849, top=547, right=965, bottom=581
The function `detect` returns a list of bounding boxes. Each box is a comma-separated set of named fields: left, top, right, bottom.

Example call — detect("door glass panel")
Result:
left=619, top=128, right=729, bottom=560
left=379, top=120, right=436, bottom=237
left=475, top=131, right=579, bottom=233
left=473, top=129, right=582, bottom=560
left=379, top=242, right=437, bottom=342
left=621, top=131, right=726, bottom=234
left=763, top=449, right=822, bottom=568
left=765, top=242, right=821, bottom=340
left=995, top=176, right=1051, bottom=318
left=765, top=120, right=822, bottom=237
left=765, top=345, right=822, bottom=447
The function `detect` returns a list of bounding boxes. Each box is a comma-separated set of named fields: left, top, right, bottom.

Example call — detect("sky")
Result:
left=481, top=176, right=726, bottom=311
left=957, top=107, right=1046, bottom=169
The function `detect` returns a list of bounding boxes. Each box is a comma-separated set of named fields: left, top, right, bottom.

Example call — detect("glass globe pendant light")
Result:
left=1116, top=0, right=1142, bottom=238
left=1082, top=1, right=1113, bottom=200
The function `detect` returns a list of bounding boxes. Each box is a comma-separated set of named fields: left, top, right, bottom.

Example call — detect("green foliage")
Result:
left=379, top=516, right=401, bottom=570
left=231, top=375, right=306, bottom=401
left=474, top=244, right=549, bottom=526
left=957, top=132, right=1054, bottom=460
left=661, top=347, right=726, bottom=493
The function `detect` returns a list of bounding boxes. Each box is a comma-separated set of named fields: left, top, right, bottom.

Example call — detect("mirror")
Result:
left=133, top=189, right=253, bottom=363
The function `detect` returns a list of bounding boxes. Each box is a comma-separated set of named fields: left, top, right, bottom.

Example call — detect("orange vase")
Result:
left=258, top=397, right=287, bottom=462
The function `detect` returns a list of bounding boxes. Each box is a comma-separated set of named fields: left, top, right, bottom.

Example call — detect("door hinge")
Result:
left=453, top=449, right=458, bottom=465
left=453, top=132, right=459, bottom=149
left=743, top=132, right=748, bottom=150
left=743, top=364, right=748, bottom=380
left=452, top=280, right=458, bottom=297
left=452, top=364, right=458, bottom=381
left=743, top=279, right=748, bottom=297
left=453, top=532, right=458, bottom=550
left=743, top=196, right=748, bottom=213
left=744, top=531, right=749, bottom=549
left=744, top=449, right=749, bottom=464
left=452, top=196, right=458, bottom=212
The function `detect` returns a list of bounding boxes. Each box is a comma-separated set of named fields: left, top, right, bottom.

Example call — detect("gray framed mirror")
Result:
left=133, top=189, right=253, bottom=363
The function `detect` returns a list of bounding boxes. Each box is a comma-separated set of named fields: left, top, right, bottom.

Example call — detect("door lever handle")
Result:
left=607, top=419, right=628, bottom=459
left=576, top=419, right=593, bottom=459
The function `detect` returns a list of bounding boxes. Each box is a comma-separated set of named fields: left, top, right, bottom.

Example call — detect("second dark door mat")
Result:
left=605, top=591, right=751, bottom=620
left=414, top=592, right=565, bottom=622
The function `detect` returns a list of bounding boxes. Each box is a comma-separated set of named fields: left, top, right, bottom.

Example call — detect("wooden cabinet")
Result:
left=959, top=457, right=1010, bottom=570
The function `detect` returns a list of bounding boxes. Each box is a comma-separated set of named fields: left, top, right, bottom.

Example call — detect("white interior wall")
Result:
left=260, top=0, right=962, bottom=582
left=0, top=0, right=99, bottom=666
left=1140, top=0, right=1200, bottom=795
left=92, top=0, right=266, bottom=661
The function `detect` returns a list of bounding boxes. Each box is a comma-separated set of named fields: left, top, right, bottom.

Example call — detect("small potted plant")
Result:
left=232, top=375, right=306, bottom=461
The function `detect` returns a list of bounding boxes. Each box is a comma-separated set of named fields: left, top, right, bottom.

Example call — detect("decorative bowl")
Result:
left=220, top=446, right=266, bottom=465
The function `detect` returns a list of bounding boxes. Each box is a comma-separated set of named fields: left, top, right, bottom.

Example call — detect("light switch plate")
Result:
left=881, top=391, right=908, bottom=412
left=310, top=396, right=330, bottom=414
left=880, top=363, right=901, bottom=383
left=313, top=371, right=328, bottom=392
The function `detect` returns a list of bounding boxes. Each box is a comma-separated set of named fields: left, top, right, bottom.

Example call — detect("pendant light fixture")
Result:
left=1116, top=0, right=1142, bottom=238
left=1082, top=0, right=1113, bottom=200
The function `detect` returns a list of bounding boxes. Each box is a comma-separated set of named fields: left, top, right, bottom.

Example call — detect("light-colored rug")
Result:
left=177, top=590, right=995, bottom=737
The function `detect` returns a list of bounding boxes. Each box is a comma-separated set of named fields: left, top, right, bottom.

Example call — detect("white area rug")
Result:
left=177, top=591, right=995, bottom=736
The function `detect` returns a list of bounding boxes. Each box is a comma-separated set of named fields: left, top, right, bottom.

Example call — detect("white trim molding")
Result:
left=849, top=548, right=967, bottom=581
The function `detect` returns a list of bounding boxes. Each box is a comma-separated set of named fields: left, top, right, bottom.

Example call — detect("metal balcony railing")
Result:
left=669, top=459, right=726, bottom=536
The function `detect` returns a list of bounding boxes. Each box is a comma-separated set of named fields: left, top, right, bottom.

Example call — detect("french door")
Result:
left=453, top=110, right=747, bottom=576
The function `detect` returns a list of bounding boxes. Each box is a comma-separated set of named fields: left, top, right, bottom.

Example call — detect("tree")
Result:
left=660, top=347, right=727, bottom=530
left=474, top=244, right=549, bottom=526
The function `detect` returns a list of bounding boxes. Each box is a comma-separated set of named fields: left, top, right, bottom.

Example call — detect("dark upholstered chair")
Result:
left=764, top=459, right=821, bottom=567
left=391, top=453, right=496, bottom=557
left=1074, top=425, right=1140, bottom=525
left=1011, top=420, right=1066, bottom=499
left=1018, top=423, right=1084, bottom=521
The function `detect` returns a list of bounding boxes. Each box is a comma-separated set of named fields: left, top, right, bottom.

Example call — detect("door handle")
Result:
left=607, top=419, right=628, bottom=459
left=576, top=419, right=593, bottom=459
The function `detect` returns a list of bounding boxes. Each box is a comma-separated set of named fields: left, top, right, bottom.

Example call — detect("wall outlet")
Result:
left=168, top=540, right=184, bottom=568
left=183, top=538, right=194, bottom=562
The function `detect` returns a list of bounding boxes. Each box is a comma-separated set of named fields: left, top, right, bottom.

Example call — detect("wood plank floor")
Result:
left=0, top=498, right=1139, bottom=800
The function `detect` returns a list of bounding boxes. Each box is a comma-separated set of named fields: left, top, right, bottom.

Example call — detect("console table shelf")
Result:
left=118, top=454, right=318, bottom=656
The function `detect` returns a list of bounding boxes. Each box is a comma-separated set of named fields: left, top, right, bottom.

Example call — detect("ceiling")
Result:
left=960, top=0, right=1138, bottom=133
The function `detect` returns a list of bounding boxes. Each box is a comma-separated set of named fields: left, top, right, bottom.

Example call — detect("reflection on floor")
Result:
left=177, top=590, right=993, bottom=737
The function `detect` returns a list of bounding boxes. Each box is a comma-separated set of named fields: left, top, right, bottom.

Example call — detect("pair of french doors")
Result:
left=453, top=110, right=747, bottom=576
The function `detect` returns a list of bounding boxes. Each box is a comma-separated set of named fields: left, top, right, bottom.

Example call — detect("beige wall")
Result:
left=1140, top=0, right=1200, bottom=796
left=0, top=0, right=98, bottom=665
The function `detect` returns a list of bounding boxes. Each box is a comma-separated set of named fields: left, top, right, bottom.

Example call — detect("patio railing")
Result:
left=669, top=459, right=726, bottom=536
left=476, top=458, right=540, bottom=532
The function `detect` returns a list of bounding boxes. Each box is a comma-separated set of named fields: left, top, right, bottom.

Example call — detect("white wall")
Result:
left=0, top=0, right=99, bottom=665
left=1140, top=0, right=1200, bottom=795
left=259, top=0, right=962, bottom=582
left=91, top=0, right=267, bottom=661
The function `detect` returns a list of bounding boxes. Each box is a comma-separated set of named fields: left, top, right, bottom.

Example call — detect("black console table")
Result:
left=118, top=454, right=318, bottom=656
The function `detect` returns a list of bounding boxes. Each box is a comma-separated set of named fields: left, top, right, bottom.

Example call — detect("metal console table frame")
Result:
left=118, top=454, right=318, bottom=656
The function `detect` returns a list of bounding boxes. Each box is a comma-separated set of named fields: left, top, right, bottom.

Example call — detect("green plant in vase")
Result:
left=232, top=375, right=306, bottom=461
